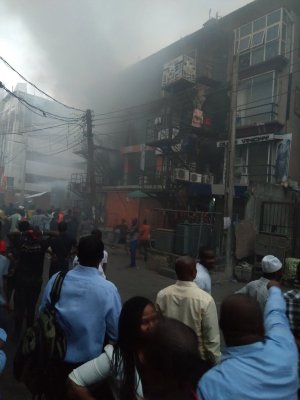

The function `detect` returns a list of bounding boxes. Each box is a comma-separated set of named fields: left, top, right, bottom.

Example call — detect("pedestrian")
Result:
left=10, top=222, right=50, bottom=340
left=48, top=221, right=77, bottom=278
left=91, top=229, right=108, bottom=274
left=128, top=218, right=139, bottom=268
left=194, top=247, right=216, bottom=294
left=141, top=318, right=212, bottom=400
left=7, top=208, right=21, bottom=233
left=40, top=234, right=122, bottom=399
left=0, top=328, right=7, bottom=374
left=139, top=219, right=150, bottom=262
left=31, top=209, right=47, bottom=231
left=0, top=250, right=9, bottom=309
left=198, top=281, right=299, bottom=399
left=68, top=296, right=159, bottom=400
left=156, top=256, right=220, bottom=364
left=236, top=255, right=283, bottom=310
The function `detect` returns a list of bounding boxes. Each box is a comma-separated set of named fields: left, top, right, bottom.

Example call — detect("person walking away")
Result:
left=139, top=219, right=150, bottom=262
left=7, top=208, right=21, bottom=233
left=10, top=223, right=50, bottom=340
left=31, top=209, right=47, bottom=232
left=40, top=235, right=121, bottom=399
left=156, top=256, right=220, bottom=364
left=194, top=247, right=216, bottom=294
left=236, top=255, right=283, bottom=310
left=48, top=221, right=77, bottom=278
left=198, top=281, right=299, bottom=399
left=129, top=218, right=139, bottom=268
left=68, top=296, right=159, bottom=400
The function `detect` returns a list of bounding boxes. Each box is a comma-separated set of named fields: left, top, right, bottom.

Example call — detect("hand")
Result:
left=267, top=280, right=281, bottom=289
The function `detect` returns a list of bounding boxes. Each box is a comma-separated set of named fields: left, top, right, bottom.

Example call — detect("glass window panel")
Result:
left=281, top=41, right=286, bottom=56
left=283, top=9, right=290, bottom=24
left=253, top=16, right=266, bottom=32
left=240, top=23, right=252, bottom=37
left=267, top=9, right=281, bottom=26
left=282, top=23, right=287, bottom=41
left=266, top=40, right=279, bottom=59
left=266, top=25, right=279, bottom=42
left=251, top=47, right=264, bottom=65
left=252, top=31, right=265, bottom=47
left=239, top=52, right=250, bottom=70
left=239, top=36, right=251, bottom=52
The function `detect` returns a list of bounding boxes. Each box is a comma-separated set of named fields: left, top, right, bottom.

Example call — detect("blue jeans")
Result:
left=130, top=240, right=138, bottom=267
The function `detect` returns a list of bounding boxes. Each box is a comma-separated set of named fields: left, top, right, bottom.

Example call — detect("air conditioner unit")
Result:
left=174, top=168, right=189, bottom=181
left=202, top=174, right=210, bottom=184
left=158, top=129, right=169, bottom=140
left=190, top=173, right=202, bottom=183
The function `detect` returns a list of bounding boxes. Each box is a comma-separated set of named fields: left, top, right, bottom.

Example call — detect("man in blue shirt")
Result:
left=198, top=281, right=298, bottom=400
left=40, top=234, right=122, bottom=399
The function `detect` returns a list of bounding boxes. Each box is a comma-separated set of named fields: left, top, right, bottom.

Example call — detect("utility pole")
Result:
left=86, top=109, right=97, bottom=221
left=224, top=55, right=239, bottom=278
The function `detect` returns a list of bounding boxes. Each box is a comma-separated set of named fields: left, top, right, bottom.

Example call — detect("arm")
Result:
left=202, top=299, right=221, bottom=364
left=68, top=347, right=113, bottom=399
left=105, top=288, right=122, bottom=342
left=264, top=283, right=293, bottom=340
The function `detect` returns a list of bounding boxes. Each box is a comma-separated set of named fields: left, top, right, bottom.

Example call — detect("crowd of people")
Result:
left=0, top=206, right=298, bottom=399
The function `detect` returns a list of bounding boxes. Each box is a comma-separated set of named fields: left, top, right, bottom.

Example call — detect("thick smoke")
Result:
left=0, top=0, right=251, bottom=111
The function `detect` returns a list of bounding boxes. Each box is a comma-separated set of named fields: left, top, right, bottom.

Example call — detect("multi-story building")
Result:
left=0, top=84, right=85, bottom=208
left=95, top=0, right=300, bottom=255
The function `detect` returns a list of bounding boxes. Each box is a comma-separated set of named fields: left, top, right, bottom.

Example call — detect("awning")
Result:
left=25, top=191, right=49, bottom=199
left=127, top=190, right=149, bottom=198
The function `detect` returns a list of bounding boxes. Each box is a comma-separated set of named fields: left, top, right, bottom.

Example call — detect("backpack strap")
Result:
left=49, top=271, right=67, bottom=308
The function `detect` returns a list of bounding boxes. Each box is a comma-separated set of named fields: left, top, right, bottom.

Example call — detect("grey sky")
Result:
left=0, top=0, right=252, bottom=109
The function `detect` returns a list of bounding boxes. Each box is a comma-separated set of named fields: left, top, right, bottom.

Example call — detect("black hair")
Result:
left=198, top=246, right=214, bottom=259
left=112, top=296, right=155, bottom=400
left=58, top=221, right=67, bottom=233
left=143, top=318, right=212, bottom=400
left=18, top=220, right=30, bottom=233
left=91, top=228, right=102, bottom=240
left=77, top=235, right=104, bottom=266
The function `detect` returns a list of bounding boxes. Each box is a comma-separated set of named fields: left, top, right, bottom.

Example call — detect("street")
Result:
left=0, top=249, right=243, bottom=399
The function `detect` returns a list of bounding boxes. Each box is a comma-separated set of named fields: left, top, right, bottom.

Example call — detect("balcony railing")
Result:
left=234, top=163, right=276, bottom=184
left=236, top=102, right=278, bottom=127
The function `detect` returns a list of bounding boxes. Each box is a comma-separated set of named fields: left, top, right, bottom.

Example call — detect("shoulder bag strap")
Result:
left=49, top=271, right=67, bottom=308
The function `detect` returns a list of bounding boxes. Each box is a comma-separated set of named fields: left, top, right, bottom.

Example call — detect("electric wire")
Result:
left=0, top=55, right=85, bottom=112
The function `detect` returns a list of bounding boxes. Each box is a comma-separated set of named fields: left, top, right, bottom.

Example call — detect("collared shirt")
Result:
left=284, top=289, right=300, bottom=335
left=198, top=287, right=299, bottom=400
left=236, top=277, right=269, bottom=310
left=156, top=281, right=220, bottom=363
left=194, top=263, right=211, bottom=294
left=40, top=265, right=121, bottom=363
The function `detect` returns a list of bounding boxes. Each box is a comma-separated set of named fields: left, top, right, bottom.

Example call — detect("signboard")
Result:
left=217, top=133, right=292, bottom=147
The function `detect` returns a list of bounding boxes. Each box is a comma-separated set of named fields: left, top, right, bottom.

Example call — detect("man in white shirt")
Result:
left=236, top=255, right=283, bottom=310
left=194, top=247, right=216, bottom=294
left=156, top=256, right=220, bottom=364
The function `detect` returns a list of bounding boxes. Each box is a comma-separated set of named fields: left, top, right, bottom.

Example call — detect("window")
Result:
left=266, top=25, right=280, bottom=42
left=267, top=9, right=281, bottom=26
left=237, top=72, right=277, bottom=126
left=239, top=52, right=251, bottom=69
left=239, top=36, right=251, bottom=52
left=252, top=47, right=264, bottom=64
left=235, top=8, right=291, bottom=65
left=240, top=23, right=252, bottom=37
left=253, top=16, right=266, bottom=31
left=252, top=31, right=265, bottom=47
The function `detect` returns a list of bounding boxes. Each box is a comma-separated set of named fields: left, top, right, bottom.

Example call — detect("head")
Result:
left=143, top=219, right=147, bottom=225
left=220, top=294, right=264, bottom=347
left=175, top=256, right=197, bottom=281
left=261, top=255, right=282, bottom=281
left=77, top=235, right=104, bottom=267
left=132, top=218, right=138, bottom=226
left=118, top=297, right=158, bottom=353
left=198, top=247, right=216, bottom=270
left=18, top=220, right=30, bottom=233
left=58, top=221, right=67, bottom=233
left=113, top=296, right=159, bottom=400
left=91, top=228, right=102, bottom=241
left=36, top=209, right=42, bottom=215
left=141, top=318, right=212, bottom=400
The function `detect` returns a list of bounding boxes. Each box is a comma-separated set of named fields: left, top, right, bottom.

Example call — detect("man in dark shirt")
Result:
left=49, top=221, right=76, bottom=278
left=10, top=222, right=50, bottom=339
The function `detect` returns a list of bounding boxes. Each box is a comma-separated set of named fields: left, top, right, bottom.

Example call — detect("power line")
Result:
left=0, top=122, right=80, bottom=136
left=0, top=55, right=85, bottom=112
